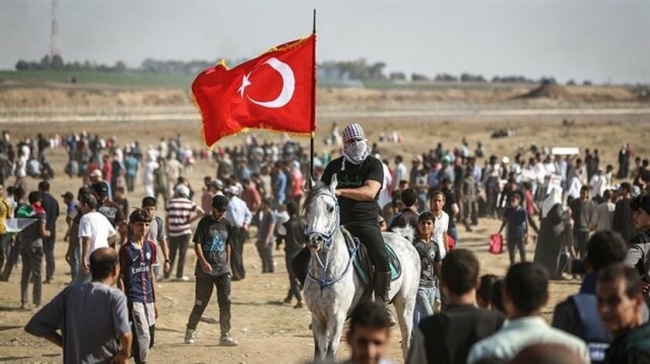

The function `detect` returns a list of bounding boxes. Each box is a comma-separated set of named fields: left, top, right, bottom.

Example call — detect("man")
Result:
left=75, top=194, right=117, bottom=285
left=92, top=182, right=127, bottom=247
left=224, top=185, right=252, bottom=281
left=63, top=188, right=86, bottom=283
left=24, top=247, right=133, bottom=364
left=407, top=249, right=505, bottom=364
left=38, top=181, right=59, bottom=284
left=276, top=201, right=305, bottom=308
left=570, top=186, right=597, bottom=259
left=17, top=191, right=51, bottom=309
left=124, top=152, right=139, bottom=193
left=459, top=167, right=477, bottom=232
left=142, top=197, right=171, bottom=281
left=342, top=300, right=396, bottom=364
left=430, top=190, right=450, bottom=259
left=184, top=195, right=238, bottom=346
left=118, top=209, right=158, bottom=364
left=393, top=155, right=408, bottom=192
left=320, top=124, right=391, bottom=305
left=590, top=190, right=616, bottom=232
left=597, top=263, right=650, bottom=363
left=624, top=194, right=650, bottom=306
left=240, top=179, right=261, bottom=215
left=89, top=169, right=112, bottom=200
left=165, top=184, right=204, bottom=281
left=553, top=231, right=628, bottom=363
left=387, top=188, right=419, bottom=231
left=467, top=262, right=589, bottom=363
left=441, top=178, right=460, bottom=246
left=0, top=183, right=12, bottom=276
left=256, top=198, right=276, bottom=273
left=613, top=182, right=637, bottom=242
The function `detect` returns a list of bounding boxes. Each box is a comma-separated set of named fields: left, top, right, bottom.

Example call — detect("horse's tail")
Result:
left=390, top=226, right=416, bottom=243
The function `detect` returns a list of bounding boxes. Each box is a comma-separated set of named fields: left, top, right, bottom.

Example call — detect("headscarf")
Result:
left=341, top=124, right=370, bottom=170
left=542, top=187, right=563, bottom=218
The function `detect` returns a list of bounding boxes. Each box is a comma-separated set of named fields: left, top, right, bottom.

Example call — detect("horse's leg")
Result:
left=392, top=292, right=415, bottom=358
left=325, top=311, right=346, bottom=360
left=312, top=316, right=328, bottom=361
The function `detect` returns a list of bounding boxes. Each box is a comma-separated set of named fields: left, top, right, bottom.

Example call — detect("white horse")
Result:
left=302, top=175, right=420, bottom=361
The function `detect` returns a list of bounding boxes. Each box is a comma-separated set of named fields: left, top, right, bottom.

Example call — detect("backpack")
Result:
left=489, top=233, right=503, bottom=254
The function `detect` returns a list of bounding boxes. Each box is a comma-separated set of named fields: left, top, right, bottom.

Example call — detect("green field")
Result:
left=0, top=70, right=530, bottom=91
left=0, top=70, right=195, bottom=88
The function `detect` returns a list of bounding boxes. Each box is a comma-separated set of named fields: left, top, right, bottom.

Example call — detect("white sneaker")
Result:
left=220, top=334, right=238, bottom=347
left=184, top=329, right=196, bottom=344
left=176, top=276, right=190, bottom=282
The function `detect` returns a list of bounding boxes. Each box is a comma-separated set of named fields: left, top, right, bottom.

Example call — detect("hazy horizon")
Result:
left=1, top=1, right=648, bottom=84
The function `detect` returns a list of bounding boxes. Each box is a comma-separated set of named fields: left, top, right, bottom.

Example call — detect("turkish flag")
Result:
left=192, top=35, right=316, bottom=147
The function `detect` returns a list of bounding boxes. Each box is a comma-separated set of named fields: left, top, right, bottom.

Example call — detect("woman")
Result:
left=534, top=187, right=571, bottom=279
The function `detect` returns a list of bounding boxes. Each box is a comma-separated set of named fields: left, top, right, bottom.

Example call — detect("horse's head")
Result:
left=303, top=174, right=339, bottom=252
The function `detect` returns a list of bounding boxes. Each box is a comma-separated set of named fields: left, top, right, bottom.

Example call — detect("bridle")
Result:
left=304, top=188, right=358, bottom=290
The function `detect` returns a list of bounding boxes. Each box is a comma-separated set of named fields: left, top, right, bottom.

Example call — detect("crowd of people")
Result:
left=1, top=122, right=650, bottom=363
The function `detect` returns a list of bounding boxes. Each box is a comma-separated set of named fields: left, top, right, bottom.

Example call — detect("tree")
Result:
left=114, top=61, right=127, bottom=72
left=50, top=55, right=64, bottom=70
left=39, top=55, right=51, bottom=70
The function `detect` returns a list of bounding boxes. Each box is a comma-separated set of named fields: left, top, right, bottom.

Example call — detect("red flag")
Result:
left=192, top=35, right=316, bottom=147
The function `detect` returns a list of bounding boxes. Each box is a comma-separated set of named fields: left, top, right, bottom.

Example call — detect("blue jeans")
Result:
left=413, top=285, right=438, bottom=328
left=448, top=226, right=459, bottom=247
left=69, top=245, right=80, bottom=281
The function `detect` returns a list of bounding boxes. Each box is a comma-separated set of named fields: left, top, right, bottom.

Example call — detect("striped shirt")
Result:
left=165, top=197, right=197, bottom=237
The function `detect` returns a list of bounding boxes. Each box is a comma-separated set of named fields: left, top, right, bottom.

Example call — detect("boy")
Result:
left=18, top=191, right=51, bottom=309
left=413, top=212, right=442, bottom=326
left=429, top=191, right=450, bottom=259
left=276, top=201, right=305, bottom=308
left=141, top=197, right=170, bottom=280
left=118, top=209, right=158, bottom=364
left=185, top=195, right=237, bottom=346
left=256, top=198, right=276, bottom=273
left=498, top=191, right=529, bottom=266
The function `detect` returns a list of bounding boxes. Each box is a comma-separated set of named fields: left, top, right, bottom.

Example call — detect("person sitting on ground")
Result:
left=467, top=262, right=590, bottom=363
left=407, top=249, right=504, bottom=364
left=596, top=264, right=650, bottom=363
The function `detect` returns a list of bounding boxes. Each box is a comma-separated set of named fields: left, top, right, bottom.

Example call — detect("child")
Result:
left=184, top=195, right=237, bottom=346
left=498, top=191, right=529, bottom=266
left=476, top=274, right=499, bottom=309
left=141, top=197, right=170, bottom=280
left=413, top=212, right=442, bottom=327
left=118, top=209, right=158, bottom=364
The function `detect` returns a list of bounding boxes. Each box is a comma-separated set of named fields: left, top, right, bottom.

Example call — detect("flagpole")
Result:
left=310, top=9, right=316, bottom=179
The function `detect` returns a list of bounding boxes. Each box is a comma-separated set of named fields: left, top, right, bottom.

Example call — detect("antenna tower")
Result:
left=50, top=0, right=61, bottom=58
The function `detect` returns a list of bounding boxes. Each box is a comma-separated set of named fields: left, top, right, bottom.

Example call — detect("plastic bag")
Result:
left=489, top=233, right=504, bottom=254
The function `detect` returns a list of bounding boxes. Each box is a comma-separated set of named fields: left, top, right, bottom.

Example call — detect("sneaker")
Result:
left=293, top=302, right=303, bottom=309
left=180, top=276, right=190, bottom=282
left=219, top=334, right=238, bottom=347
left=184, top=329, right=196, bottom=344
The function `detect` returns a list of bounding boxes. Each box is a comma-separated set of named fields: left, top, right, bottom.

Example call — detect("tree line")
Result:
left=15, top=54, right=568, bottom=84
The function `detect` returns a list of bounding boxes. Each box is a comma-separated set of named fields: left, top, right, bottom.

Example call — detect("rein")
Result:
left=305, top=191, right=359, bottom=290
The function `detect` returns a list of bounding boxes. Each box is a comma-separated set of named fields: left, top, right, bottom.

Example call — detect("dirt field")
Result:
left=0, top=86, right=649, bottom=363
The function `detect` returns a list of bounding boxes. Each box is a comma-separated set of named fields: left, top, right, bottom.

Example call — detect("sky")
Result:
left=0, top=0, right=649, bottom=84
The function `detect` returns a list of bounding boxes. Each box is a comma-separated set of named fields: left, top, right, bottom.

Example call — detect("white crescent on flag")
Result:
left=238, top=57, right=296, bottom=109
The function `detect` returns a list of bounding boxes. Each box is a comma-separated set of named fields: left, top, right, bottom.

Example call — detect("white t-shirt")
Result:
left=78, top=211, right=117, bottom=259
left=432, top=211, right=449, bottom=259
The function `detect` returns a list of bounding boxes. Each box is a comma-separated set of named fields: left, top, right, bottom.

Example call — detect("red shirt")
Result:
left=241, top=186, right=261, bottom=213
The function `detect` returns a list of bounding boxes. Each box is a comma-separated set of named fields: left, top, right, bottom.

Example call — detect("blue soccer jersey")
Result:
left=119, top=240, right=157, bottom=303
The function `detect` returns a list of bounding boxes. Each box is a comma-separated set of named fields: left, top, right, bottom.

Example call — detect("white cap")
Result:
left=502, top=156, right=510, bottom=164
left=175, top=185, right=190, bottom=198
left=90, top=169, right=103, bottom=178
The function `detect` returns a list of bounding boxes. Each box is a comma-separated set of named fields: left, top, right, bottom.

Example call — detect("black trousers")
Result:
left=292, top=221, right=389, bottom=285
left=43, top=234, right=56, bottom=281
left=229, top=228, right=246, bottom=280
left=1, top=240, right=20, bottom=281
left=187, top=274, right=231, bottom=336
left=166, top=234, right=190, bottom=279
left=507, top=236, right=526, bottom=266
left=285, top=251, right=302, bottom=302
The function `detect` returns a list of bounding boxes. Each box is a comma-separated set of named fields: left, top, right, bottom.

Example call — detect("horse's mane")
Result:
left=302, top=181, right=332, bottom=214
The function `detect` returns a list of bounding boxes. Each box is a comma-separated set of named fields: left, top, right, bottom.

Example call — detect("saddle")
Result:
left=341, top=227, right=402, bottom=286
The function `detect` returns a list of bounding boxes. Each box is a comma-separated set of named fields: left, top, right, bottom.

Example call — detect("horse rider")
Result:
left=296, top=123, right=391, bottom=307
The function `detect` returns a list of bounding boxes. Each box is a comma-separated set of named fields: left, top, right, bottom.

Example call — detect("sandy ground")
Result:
left=0, top=110, right=649, bottom=363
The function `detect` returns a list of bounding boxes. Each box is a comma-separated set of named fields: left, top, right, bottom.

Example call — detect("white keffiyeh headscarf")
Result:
left=341, top=124, right=370, bottom=170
